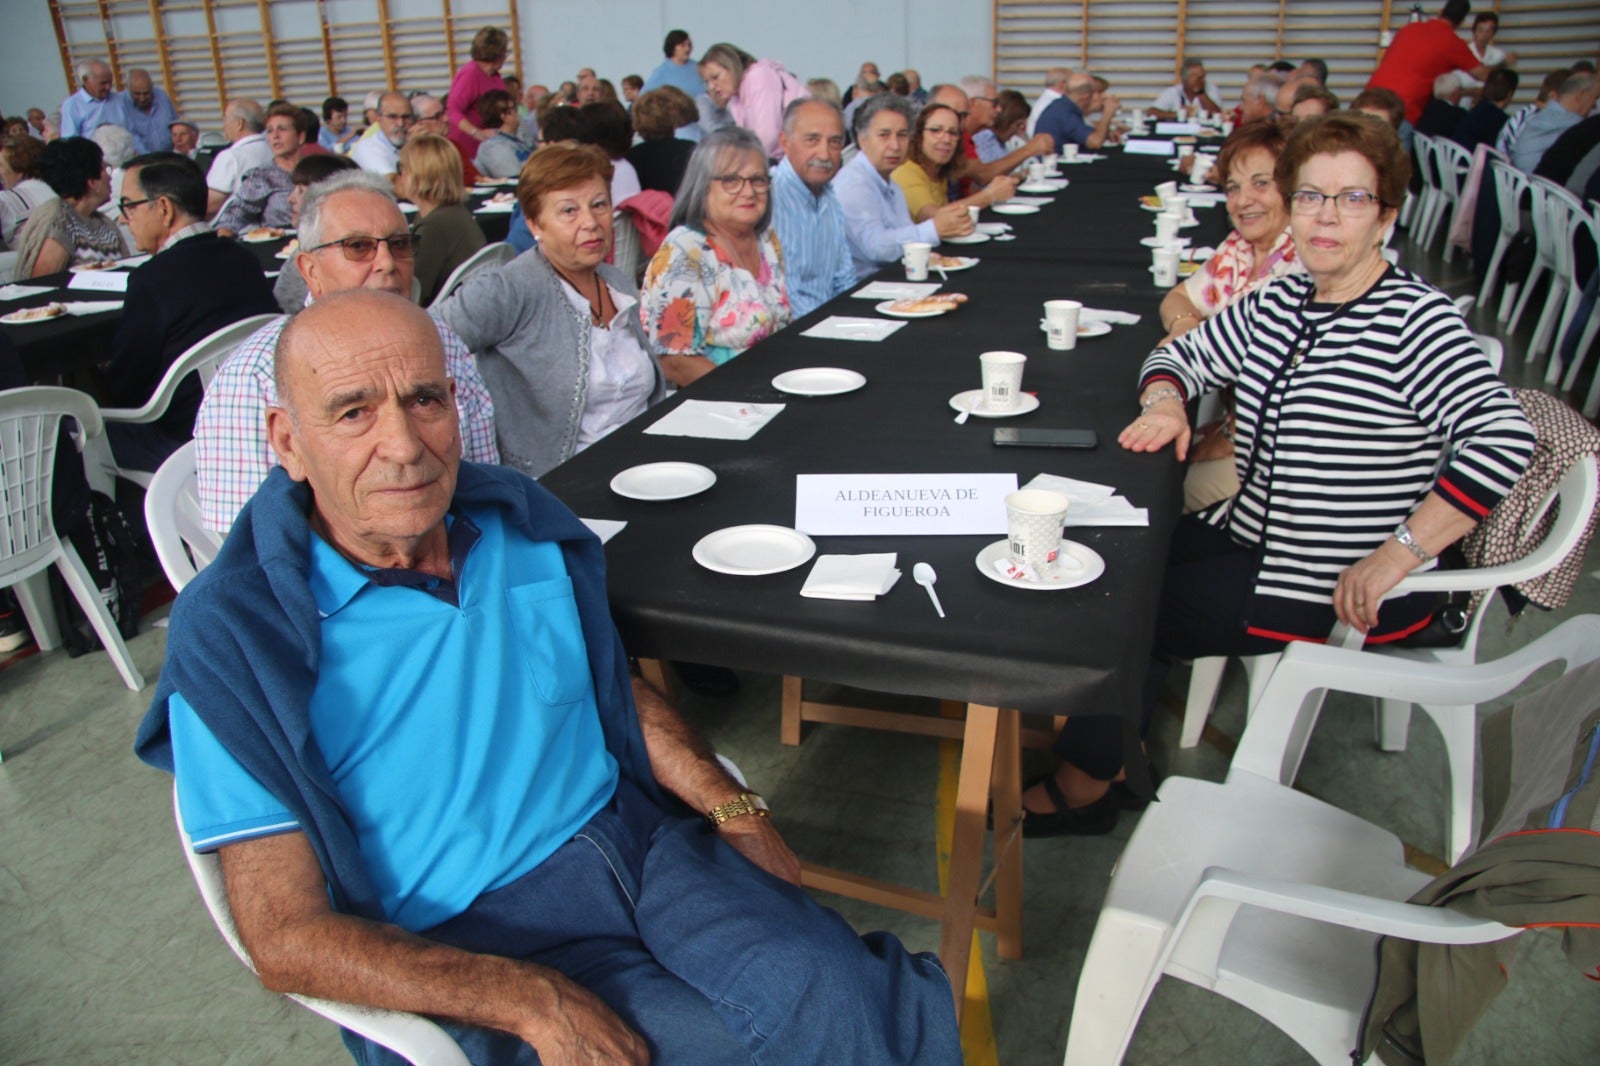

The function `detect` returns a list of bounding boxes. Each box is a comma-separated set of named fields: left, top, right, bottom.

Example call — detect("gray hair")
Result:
left=807, top=78, right=841, bottom=108
left=228, top=98, right=266, bottom=133
left=91, top=124, right=136, bottom=167
left=852, top=92, right=915, bottom=136
left=297, top=170, right=400, bottom=250
left=1560, top=71, right=1598, bottom=98
left=1433, top=72, right=1462, bottom=97
left=1044, top=67, right=1072, bottom=89
left=1181, top=57, right=1205, bottom=75
left=1243, top=73, right=1284, bottom=105
left=669, top=126, right=772, bottom=234
left=410, top=93, right=442, bottom=118
left=75, top=59, right=107, bottom=84
left=958, top=75, right=994, bottom=100
left=783, top=95, right=842, bottom=134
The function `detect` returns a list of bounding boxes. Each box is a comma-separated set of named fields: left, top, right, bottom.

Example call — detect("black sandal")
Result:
left=1020, top=774, right=1119, bottom=837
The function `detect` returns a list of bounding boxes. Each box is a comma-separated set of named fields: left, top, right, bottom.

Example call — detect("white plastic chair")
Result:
left=1064, top=614, right=1600, bottom=1066
left=0, top=387, right=143, bottom=695
left=1179, top=455, right=1598, bottom=862
left=99, top=314, right=278, bottom=489
left=426, top=242, right=515, bottom=308
left=1550, top=202, right=1600, bottom=408
left=1505, top=177, right=1570, bottom=343
left=1481, top=158, right=1533, bottom=321
left=1515, top=178, right=1585, bottom=367
left=144, top=442, right=223, bottom=593
left=173, top=786, right=470, bottom=1065
left=1418, top=137, right=1471, bottom=258
left=1406, top=133, right=1441, bottom=248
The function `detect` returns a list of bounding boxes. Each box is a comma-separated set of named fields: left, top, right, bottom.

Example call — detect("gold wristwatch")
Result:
left=706, top=791, right=771, bottom=826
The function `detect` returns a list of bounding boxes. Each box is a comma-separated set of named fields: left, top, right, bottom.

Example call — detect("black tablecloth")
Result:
left=538, top=147, right=1228, bottom=720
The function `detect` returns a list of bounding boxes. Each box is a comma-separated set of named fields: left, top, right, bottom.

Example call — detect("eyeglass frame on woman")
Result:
left=1289, top=188, right=1387, bottom=214
left=713, top=173, right=771, bottom=194
left=305, top=234, right=418, bottom=261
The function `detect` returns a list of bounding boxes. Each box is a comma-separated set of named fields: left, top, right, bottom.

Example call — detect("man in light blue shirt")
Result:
left=59, top=58, right=129, bottom=141
left=769, top=99, right=856, bottom=318
left=1512, top=72, right=1600, bottom=171
left=832, top=94, right=971, bottom=281
left=119, top=69, right=178, bottom=152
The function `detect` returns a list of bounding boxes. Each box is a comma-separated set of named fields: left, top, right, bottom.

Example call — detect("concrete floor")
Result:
left=3, top=237, right=1598, bottom=1064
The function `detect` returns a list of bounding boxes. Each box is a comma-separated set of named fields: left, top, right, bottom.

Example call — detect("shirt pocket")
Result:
left=505, top=577, right=593, bottom=706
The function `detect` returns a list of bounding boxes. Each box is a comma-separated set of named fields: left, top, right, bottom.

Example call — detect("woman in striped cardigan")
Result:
left=1023, top=113, right=1536, bottom=837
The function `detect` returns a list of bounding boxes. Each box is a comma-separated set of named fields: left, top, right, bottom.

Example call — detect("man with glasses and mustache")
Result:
left=101, top=151, right=278, bottom=473
left=194, top=170, right=498, bottom=531
left=352, top=91, right=413, bottom=178
left=768, top=98, right=856, bottom=318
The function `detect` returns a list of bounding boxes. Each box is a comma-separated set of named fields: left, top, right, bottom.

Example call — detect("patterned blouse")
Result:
left=639, top=225, right=791, bottom=366
left=1181, top=226, right=1301, bottom=318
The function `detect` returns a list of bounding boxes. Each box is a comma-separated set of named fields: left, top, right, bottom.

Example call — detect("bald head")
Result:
left=1044, top=67, right=1072, bottom=91
left=929, top=84, right=967, bottom=113
left=269, top=290, right=460, bottom=566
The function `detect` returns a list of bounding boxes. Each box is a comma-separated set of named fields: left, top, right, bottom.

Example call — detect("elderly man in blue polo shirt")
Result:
left=1035, top=71, right=1121, bottom=153
left=769, top=98, right=856, bottom=318
left=119, top=68, right=179, bottom=153
left=137, top=289, right=961, bottom=1066
left=58, top=58, right=129, bottom=140
left=833, top=94, right=974, bottom=281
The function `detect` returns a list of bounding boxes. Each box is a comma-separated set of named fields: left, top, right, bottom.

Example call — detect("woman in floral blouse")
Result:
left=640, top=126, right=790, bottom=385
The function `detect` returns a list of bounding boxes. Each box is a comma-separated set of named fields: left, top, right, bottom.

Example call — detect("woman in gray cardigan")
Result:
left=432, top=143, right=664, bottom=479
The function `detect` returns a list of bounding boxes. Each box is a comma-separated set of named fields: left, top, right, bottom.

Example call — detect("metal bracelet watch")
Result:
left=706, top=791, right=771, bottom=827
left=1392, top=521, right=1432, bottom=563
left=1140, top=386, right=1183, bottom=412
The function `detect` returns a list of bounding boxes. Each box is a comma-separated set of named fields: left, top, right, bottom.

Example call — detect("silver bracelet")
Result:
left=1393, top=521, right=1432, bottom=563
left=1140, top=386, right=1183, bottom=412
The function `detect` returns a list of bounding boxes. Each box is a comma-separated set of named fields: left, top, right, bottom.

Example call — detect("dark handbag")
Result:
left=48, top=490, right=149, bottom=656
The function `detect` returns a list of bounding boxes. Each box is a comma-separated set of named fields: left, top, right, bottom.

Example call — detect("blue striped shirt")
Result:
left=769, top=157, right=857, bottom=318
left=832, top=151, right=939, bottom=281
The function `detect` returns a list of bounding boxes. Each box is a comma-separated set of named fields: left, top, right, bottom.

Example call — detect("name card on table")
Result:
left=1122, top=139, right=1175, bottom=157
left=67, top=270, right=129, bottom=293
left=795, top=473, right=1017, bottom=536
left=1155, top=122, right=1201, bottom=135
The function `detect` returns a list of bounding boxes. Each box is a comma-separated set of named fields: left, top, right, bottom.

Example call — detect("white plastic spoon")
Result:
left=913, top=562, right=945, bottom=618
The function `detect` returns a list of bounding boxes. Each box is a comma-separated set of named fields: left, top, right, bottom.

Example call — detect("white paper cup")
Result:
left=979, top=351, right=1026, bottom=411
left=1155, top=181, right=1178, bottom=207
left=1152, top=246, right=1180, bottom=287
left=1221, top=119, right=1235, bottom=137
left=1154, top=211, right=1181, bottom=243
left=902, top=241, right=932, bottom=281
left=1062, top=143, right=1080, bottom=162
left=1005, top=489, right=1069, bottom=578
left=1166, top=194, right=1190, bottom=224
left=1027, top=160, right=1046, bottom=183
left=1042, top=299, right=1082, bottom=351
left=1192, top=154, right=1216, bottom=181
left=968, top=205, right=980, bottom=226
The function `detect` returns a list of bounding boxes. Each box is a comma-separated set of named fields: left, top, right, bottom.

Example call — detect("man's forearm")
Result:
left=630, top=675, right=744, bottom=811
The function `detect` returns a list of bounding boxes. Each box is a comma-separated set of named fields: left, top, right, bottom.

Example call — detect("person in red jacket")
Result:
left=1367, top=0, right=1494, bottom=126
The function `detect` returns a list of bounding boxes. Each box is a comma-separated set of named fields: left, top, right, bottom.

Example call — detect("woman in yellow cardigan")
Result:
left=890, top=102, right=1020, bottom=223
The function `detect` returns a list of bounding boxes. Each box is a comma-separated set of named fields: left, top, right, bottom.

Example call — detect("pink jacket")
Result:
left=729, top=58, right=805, bottom=159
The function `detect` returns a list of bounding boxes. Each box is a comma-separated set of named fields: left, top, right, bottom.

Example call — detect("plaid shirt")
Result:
left=194, top=312, right=499, bottom=532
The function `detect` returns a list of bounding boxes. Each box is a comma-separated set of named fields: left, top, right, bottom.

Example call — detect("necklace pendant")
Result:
left=1291, top=348, right=1306, bottom=368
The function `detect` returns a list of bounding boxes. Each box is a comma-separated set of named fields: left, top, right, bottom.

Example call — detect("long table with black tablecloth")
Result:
left=534, top=144, right=1230, bottom=1007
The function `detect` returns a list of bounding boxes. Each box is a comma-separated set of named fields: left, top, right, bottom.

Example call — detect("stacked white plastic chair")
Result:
left=1479, top=157, right=1532, bottom=322
left=1064, top=613, right=1600, bottom=1066
left=1546, top=198, right=1600, bottom=415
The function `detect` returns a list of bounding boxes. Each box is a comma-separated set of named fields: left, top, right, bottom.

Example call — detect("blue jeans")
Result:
left=344, top=777, right=961, bottom=1065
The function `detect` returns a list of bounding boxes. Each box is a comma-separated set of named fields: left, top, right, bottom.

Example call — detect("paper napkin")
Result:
left=0, top=284, right=56, bottom=302
left=61, top=300, right=125, bottom=316
left=1079, top=308, right=1142, bottom=326
left=799, top=316, right=907, bottom=342
left=851, top=281, right=943, bottom=300
left=580, top=518, right=627, bottom=544
left=800, top=553, right=902, bottom=600
left=643, top=400, right=785, bottom=441
left=1024, top=473, right=1149, bottom=526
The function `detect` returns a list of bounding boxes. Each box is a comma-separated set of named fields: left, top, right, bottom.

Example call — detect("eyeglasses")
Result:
left=416, top=111, right=445, bottom=122
left=969, top=96, right=996, bottom=106
left=714, top=174, right=771, bottom=194
left=380, top=112, right=415, bottom=122
left=306, top=234, right=418, bottom=261
left=116, top=197, right=153, bottom=216
left=1290, top=189, right=1385, bottom=215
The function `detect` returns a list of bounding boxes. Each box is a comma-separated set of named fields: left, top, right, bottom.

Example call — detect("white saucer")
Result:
left=1180, top=183, right=1215, bottom=193
left=610, top=462, right=716, bottom=501
left=1016, top=181, right=1065, bottom=193
left=975, top=222, right=1012, bottom=235
left=68, top=262, right=123, bottom=274
left=693, top=525, right=816, bottom=576
left=1140, top=236, right=1192, bottom=248
left=876, top=299, right=957, bottom=319
left=240, top=230, right=289, bottom=243
left=948, top=389, right=1040, bottom=418
left=942, top=232, right=991, bottom=245
left=991, top=203, right=1041, bottom=215
left=772, top=367, right=867, bottom=396
left=1037, top=319, right=1112, bottom=338
left=930, top=256, right=979, bottom=272
left=975, top=539, right=1105, bottom=591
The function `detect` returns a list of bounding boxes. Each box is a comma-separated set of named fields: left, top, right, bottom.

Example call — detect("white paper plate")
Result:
left=930, top=256, right=979, bottom=272
left=948, top=389, right=1040, bottom=418
left=693, top=525, right=816, bottom=576
left=876, top=299, right=958, bottom=319
left=1037, top=319, right=1112, bottom=338
left=1, top=304, right=65, bottom=325
left=991, top=203, right=1041, bottom=215
left=772, top=367, right=867, bottom=396
left=240, top=230, right=289, bottom=243
left=1016, top=181, right=1064, bottom=193
left=975, top=539, right=1105, bottom=591
left=1180, top=183, right=1215, bottom=193
left=68, top=262, right=124, bottom=274
left=975, top=222, right=1011, bottom=235
left=942, top=232, right=991, bottom=245
left=610, top=461, right=716, bottom=501
left=274, top=240, right=300, bottom=259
